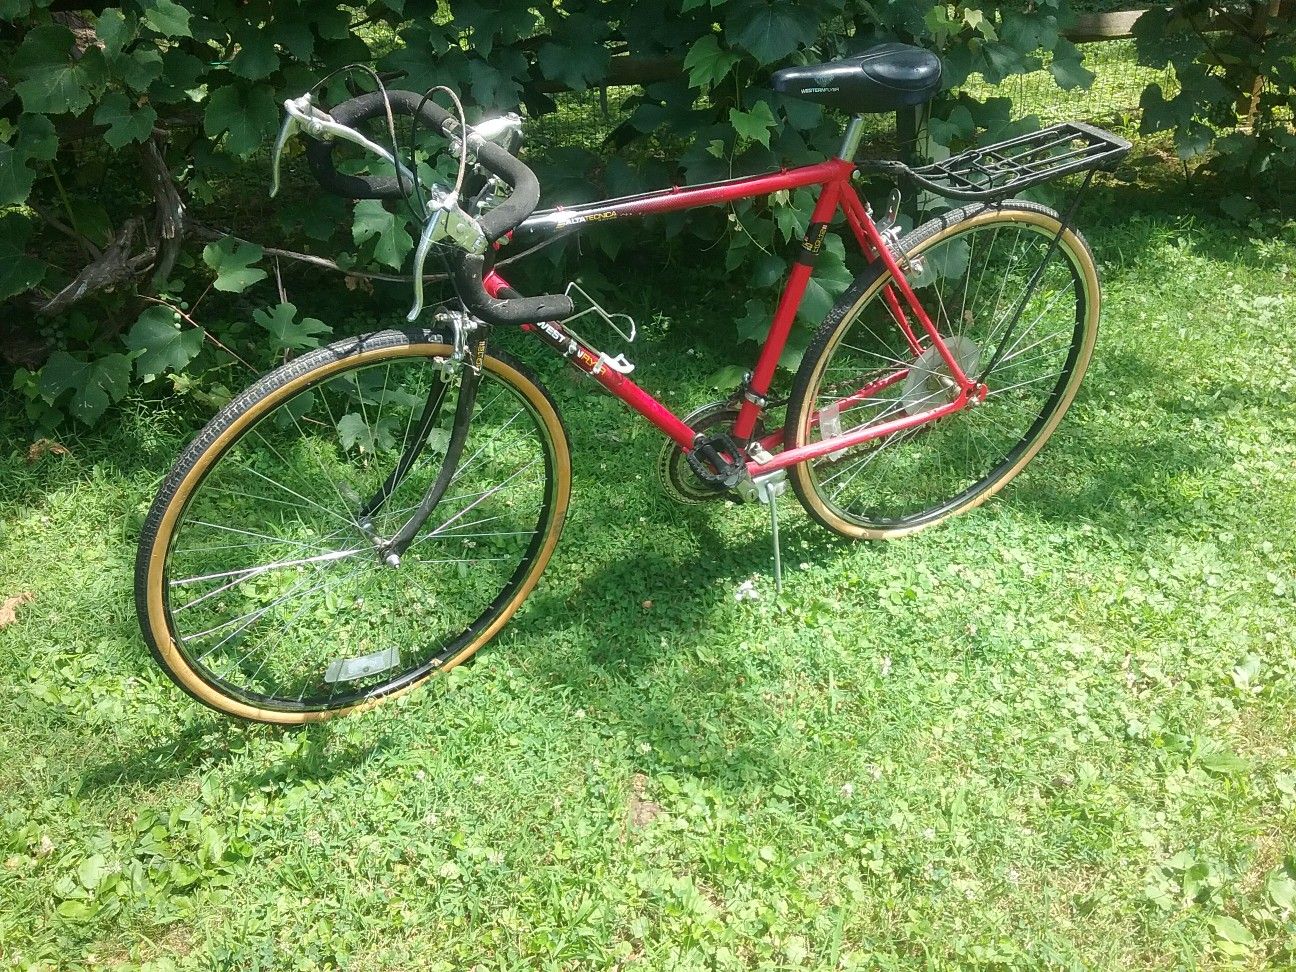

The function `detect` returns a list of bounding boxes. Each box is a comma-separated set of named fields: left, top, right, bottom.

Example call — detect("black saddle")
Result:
left=771, top=43, right=942, bottom=114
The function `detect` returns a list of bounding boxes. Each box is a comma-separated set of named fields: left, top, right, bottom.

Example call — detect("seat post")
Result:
left=836, top=116, right=866, bottom=161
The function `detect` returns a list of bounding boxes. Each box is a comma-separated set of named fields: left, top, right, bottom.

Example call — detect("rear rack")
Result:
left=861, top=121, right=1131, bottom=201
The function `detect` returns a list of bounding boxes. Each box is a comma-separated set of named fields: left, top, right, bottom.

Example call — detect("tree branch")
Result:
left=35, top=218, right=149, bottom=317
left=187, top=222, right=451, bottom=284
left=28, top=203, right=100, bottom=258
left=142, top=135, right=186, bottom=288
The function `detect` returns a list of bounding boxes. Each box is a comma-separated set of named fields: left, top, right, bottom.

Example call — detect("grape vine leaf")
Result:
left=203, top=84, right=279, bottom=156
left=796, top=233, right=853, bottom=326
left=12, top=25, right=109, bottom=115
left=684, top=35, right=740, bottom=90
left=735, top=298, right=770, bottom=343
left=725, top=1, right=817, bottom=66
left=230, top=34, right=280, bottom=81
left=139, top=0, right=192, bottom=38
left=38, top=352, right=131, bottom=426
left=252, top=302, right=331, bottom=352
left=465, top=55, right=523, bottom=109
left=730, top=101, right=777, bottom=148
left=1049, top=41, right=1095, bottom=91
left=93, top=92, right=158, bottom=149
left=980, top=42, right=1033, bottom=85
left=0, top=113, right=57, bottom=204
left=352, top=200, right=413, bottom=270
left=124, top=305, right=204, bottom=378
left=0, top=214, right=45, bottom=300
left=96, top=8, right=134, bottom=56
left=149, top=50, right=206, bottom=105
left=202, top=237, right=268, bottom=292
left=15, top=113, right=58, bottom=162
left=0, top=141, right=36, bottom=207
left=337, top=413, right=397, bottom=454
left=537, top=41, right=609, bottom=92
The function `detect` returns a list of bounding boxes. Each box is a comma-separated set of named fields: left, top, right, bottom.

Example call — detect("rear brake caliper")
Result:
left=874, top=187, right=925, bottom=279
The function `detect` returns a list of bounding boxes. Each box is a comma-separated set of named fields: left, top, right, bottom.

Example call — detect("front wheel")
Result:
left=786, top=200, right=1100, bottom=539
left=136, top=329, right=571, bottom=723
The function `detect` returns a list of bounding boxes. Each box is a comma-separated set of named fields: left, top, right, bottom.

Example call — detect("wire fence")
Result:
left=527, top=36, right=1182, bottom=158
left=985, top=38, right=1181, bottom=125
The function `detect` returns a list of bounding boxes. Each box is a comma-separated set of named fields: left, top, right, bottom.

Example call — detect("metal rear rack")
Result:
left=860, top=121, right=1132, bottom=201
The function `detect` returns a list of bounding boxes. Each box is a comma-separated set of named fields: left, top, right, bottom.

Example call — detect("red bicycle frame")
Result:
left=484, top=138, right=982, bottom=479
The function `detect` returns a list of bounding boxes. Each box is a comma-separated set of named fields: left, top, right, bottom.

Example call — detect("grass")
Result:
left=2, top=165, right=1296, bottom=971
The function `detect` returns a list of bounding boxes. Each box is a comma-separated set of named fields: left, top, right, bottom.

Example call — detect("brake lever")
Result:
left=269, top=108, right=300, bottom=198
left=407, top=207, right=449, bottom=322
left=407, top=189, right=489, bottom=321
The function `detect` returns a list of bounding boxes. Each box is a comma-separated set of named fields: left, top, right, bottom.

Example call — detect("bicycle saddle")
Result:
left=771, top=43, right=942, bottom=114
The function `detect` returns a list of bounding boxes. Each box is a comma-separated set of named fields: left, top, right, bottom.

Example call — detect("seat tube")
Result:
left=733, top=178, right=844, bottom=442
left=837, top=116, right=866, bottom=161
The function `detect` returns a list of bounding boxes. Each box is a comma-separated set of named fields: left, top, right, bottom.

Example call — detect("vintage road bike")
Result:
left=135, top=44, right=1131, bottom=723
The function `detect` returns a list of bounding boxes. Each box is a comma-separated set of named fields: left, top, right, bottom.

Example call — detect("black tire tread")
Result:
left=135, top=328, right=568, bottom=720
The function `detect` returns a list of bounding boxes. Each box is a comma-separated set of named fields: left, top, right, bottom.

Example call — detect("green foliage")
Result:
left=352, top=200, right=415, bottom=271
left=2, top=198, right=1296, bottom=968
left=203, top=84, right=280, bottom=157
left=0, top=0, right=1279, bottom=433
left=36, top=350, right=131, bottom=425
left=201, top=238, right=268, bottom=294
left=1132, top=1, right=1296, bottom=207
left=123, top=305, right=204, bottom=379
left=0, top=213, right=45, bottom=300
left=93, top=92, right=158, bottom=150
left=252, top=302, right=331, bottom=353
left=11, top=24, right=109, bottom=116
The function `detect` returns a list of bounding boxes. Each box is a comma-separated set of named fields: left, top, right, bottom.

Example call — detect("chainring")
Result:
left=656, top=401, right=762, bottom=505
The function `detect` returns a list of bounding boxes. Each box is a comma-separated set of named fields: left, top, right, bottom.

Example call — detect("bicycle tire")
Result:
left=136, top=329, right=570, bottom=723
left=786, top=200, right=1100, bottom=539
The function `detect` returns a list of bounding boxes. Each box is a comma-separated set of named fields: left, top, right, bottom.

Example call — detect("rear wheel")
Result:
left=136, top=329, right=570, bottom=723
left=786, top=201, right=1099, bottom=539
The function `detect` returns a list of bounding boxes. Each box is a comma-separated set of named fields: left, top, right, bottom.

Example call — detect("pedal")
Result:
left=685, top=434, right=744, bottom=490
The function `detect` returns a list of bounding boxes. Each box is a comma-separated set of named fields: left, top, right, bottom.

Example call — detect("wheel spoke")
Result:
left=147, top=347, right=563, bottom=718
left=793, top=208, right=1092, bottom=530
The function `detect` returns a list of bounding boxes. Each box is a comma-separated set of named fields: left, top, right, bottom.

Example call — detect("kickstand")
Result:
left=754, top=473, right=788, bottom=594
left=769, top=493, right=783, bottom=593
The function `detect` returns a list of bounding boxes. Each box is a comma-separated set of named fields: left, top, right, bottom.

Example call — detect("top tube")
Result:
left=516, top=158, right=857, bottom=234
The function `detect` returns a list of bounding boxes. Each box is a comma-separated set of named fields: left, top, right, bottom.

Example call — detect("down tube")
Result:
left=483, top=269, right=697, bottom=450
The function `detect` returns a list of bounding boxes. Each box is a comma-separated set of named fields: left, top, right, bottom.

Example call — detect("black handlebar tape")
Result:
left=303, top=90, right=538, bottom=243
left=454, top=255, right=573, bottom=326
left=302, top=90, right=569, bottom=325
left=304, top=90, right=446, bottom=201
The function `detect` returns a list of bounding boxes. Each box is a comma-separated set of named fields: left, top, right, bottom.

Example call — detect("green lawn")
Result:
left=1, top=171, right=1295, bottom=970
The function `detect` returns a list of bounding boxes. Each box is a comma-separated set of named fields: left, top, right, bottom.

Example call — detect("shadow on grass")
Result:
left=75, top=708, right=405, bottom=796
left=76, top=716, right=252, bottom=793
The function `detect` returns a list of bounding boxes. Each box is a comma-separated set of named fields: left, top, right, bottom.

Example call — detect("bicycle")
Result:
left=135, top=43, right=1130, bottom=723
